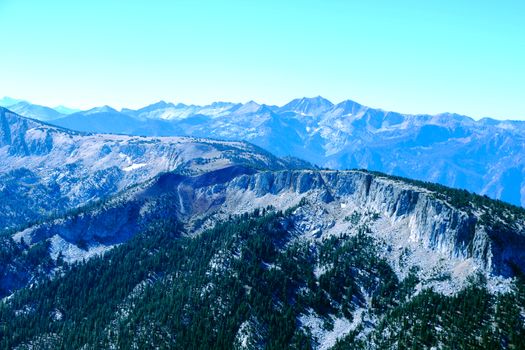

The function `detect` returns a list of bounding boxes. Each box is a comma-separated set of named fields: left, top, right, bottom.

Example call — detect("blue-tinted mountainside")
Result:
left=0, top=107, right=301, bottom=229
left=3, top=161, right=525, bottom=348
left=2, top=103, right=525, bottom=349
left=40, top=96, right=525, bottom=206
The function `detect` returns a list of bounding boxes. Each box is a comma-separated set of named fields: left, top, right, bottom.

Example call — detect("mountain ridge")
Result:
left=0, top=107, right=303, bottom=230
left=2, top=104, right=525, bottom=348
left=2, top=161, right=525, bottom=348
left=4, top=97, right=525, bottom=207
left=5, top=164, right=525, bottom=295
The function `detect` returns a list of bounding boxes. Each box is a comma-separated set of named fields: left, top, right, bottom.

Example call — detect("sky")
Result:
left=0, top=0, right=524, bottom=119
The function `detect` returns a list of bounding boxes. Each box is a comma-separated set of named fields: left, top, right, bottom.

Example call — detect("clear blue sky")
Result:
left=0, top=0, right=524, bottom=119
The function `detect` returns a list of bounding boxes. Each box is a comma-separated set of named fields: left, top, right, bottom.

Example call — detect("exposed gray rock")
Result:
left=0, top=107, right=297, bottom=229
left=12, top=168, right=525, bottom=288
left=38, top=97, right=525, bottom=206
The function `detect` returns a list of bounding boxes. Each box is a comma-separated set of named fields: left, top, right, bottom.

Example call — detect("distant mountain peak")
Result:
left=280, top=96, right=334, bottom=115
left=432, top=112, right=473, bottom=123
left=235, top=100, right=262, bottom=114
left=209, top=101, right=237, bottom=108
left=307, top=95, right=332, bottom=103
left=245, top=100, right=260, bottom=106
left=0, top=96, right=26, bottom=107
left=333, top=99, right=364, bottom=115
left=150, top=100, right=176, bottom=109
left=4, top=101, right=65, bottom=121
left=130, top=100, right=180, bottom=113
left=85, top=105, right=118, bottom=115
left=11, top=101, right=31, bottom=107
left=53, top=105, right=80, bottom=115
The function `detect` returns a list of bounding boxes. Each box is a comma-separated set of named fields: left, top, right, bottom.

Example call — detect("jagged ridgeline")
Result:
left=1, top=163, right=525, bottom=349
left=0, top=107, right=309, bottom=230
left=10, top=97, right=525, bottom=207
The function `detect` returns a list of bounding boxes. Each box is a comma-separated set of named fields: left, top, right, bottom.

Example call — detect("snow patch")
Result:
left=122, top=163, right=146, bottom=172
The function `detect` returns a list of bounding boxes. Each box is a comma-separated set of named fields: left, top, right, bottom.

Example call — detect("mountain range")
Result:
left=0, top=98, right=80, bottom=121
left=0, top=107, right=306, bottom=230
left=1, top=122, right=525, bottom=348
left=0, top=104, right=525, bottom=348
left=3, top=95, right=524, bottom=207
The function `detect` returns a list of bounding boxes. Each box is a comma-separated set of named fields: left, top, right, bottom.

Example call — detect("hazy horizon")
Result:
left=2, top=94, right=523, bottom=122
left=1, top=0, right=524, bottom=120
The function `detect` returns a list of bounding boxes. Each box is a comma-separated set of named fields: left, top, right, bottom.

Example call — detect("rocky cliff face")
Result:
left=214, top=170, right=524, bottom=278
left=3, top=165, right=525, bottom=349
left=11, top=167, right=525, bottom=298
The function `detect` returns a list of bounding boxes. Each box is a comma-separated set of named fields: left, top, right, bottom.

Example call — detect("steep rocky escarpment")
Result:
left=2, top=175, right=525, bottom=349
left=226, top=170, right=524, bottom=276
left=2, top=166, right=525, bottom=349
left=11, top=167, right=525, bottom=285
